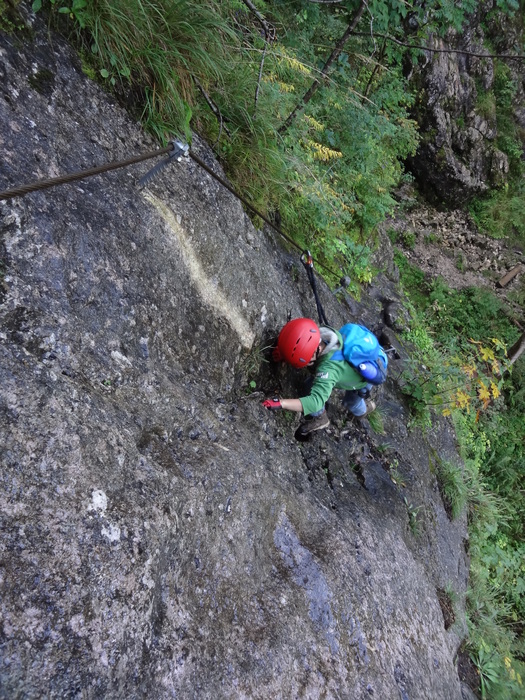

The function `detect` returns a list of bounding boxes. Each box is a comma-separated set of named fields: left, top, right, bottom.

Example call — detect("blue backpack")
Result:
left=331, top=324, right=388, bottom=385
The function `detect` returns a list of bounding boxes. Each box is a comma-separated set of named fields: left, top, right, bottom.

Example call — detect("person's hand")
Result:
left=262, top=397, right=282, bottom=410
left=272, top=346, right=282, bottom=362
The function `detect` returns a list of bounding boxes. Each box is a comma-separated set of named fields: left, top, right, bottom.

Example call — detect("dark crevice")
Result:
left=323, top=460, right=334, bottom=490
left=436, top=587, right=455, bottom=630
left=351, top=460, right=366, bottom=488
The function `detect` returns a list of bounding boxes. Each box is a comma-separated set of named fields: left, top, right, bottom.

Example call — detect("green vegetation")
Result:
left=388, top=458, right=407, bottom=488
left=436, top=459, right=468, bottom=520
left=470, top=60, right=525, bottom=244
left=367, top=405, right=385, bottom=435
left=403, top=495, right=422, bottom=536
left=472, top=641, right=502, bottom=699
left=397, top=260, right=524, bottom=698
left=400, top=230, right=417, bottom=250
left=470, top=182, right=525, bottom=242
left=239, top=341, right=271, bottom=393
left=28, top=0, right=520, bottom=286
left=0, top=0, right=25, bottom=32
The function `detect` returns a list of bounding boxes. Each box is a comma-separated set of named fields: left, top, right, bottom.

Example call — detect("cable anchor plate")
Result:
left=138, top=140, right=189, bottom=187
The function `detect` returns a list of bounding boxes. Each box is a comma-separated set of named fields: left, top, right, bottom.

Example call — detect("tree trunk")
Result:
left=278, top=0, right=367, bottom=134
left=508, top=331, right=525, bottom=365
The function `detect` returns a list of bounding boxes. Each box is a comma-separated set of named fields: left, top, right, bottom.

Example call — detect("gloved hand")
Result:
left=262, top=397, right=282, bottom=410
left=272, top=346, right=282, bottom=362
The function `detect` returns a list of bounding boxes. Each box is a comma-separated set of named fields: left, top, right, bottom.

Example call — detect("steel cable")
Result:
left=0, top=141, right=342, bottom=281
left=0, top=146, right=173, bottom=201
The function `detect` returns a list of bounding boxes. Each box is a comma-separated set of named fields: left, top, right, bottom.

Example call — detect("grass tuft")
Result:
left=436, top=459, right=467, bottom=520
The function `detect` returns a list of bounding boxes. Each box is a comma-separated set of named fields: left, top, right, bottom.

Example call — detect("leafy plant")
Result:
left=470, top=59, right=524, bottom=246
left=475, top=88, right=497, bottom=121
left=424, top=232, right=439, bottom=245
left=388, top=458, right=406, bottom=488
left=425, top=278, right=518, bottom=347
left=387, top=227, right=399, bottom=244
left=470, top=183, right=525, bottom=243
left=401, top=230, right=417, bottom=249
left=471, top=642, right=500, bottom=699
left=393, top=251, right=429, bottom=308
left=403, top=496, right=422, bottom=536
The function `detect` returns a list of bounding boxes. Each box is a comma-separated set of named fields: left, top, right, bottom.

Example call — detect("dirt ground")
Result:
left=386, top=196, right=525, bottom=309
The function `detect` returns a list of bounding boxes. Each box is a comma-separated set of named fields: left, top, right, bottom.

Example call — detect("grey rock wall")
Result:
left=1, top=9, right=468, bottom=699
left=407, top=5, right=523, bottom=204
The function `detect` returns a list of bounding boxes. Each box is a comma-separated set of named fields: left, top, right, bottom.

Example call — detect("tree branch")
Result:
left=238, top=0, right=276, bottom=114
left=254, top=41, right=268, bottom=114
left=192, top=76, right=232, bottom=138
left=279, top=0, right=367, bottom=134
left=240, top=0, right=276, bottom=42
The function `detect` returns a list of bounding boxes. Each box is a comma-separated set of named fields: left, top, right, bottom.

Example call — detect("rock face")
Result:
left=407, top=6, right=523, bottom=205
left=1, top=9, right=469, bottom=699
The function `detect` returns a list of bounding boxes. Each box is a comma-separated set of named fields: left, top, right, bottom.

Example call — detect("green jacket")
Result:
left=299, top=327, right=368, bottom=416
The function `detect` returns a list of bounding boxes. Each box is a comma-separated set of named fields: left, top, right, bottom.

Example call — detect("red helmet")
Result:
left=277, top=318, right=321, bottom=368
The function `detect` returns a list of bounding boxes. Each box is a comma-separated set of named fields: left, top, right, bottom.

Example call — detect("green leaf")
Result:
left=182, top=102, right=193, bottom=142
left=58, top=6, right=71, bottom=13
left=32, top=0, right=42, bottom=11
left=99, top=68, right=109, bottom=78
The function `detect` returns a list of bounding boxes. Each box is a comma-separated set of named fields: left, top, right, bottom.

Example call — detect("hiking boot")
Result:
left=298, top=413, right=330, bottom=436
left=365, top=399, right=376, bottom=415
left=352, top=400, right=376, bottom=422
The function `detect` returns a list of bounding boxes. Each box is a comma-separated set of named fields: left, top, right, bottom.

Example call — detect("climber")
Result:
left=262, top=317, right=376, bottom=436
